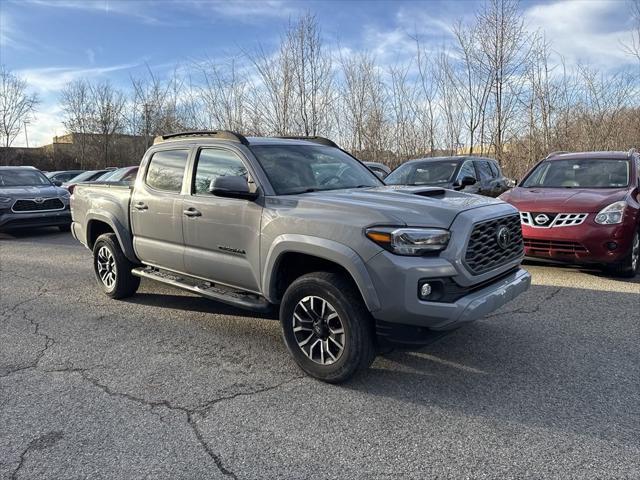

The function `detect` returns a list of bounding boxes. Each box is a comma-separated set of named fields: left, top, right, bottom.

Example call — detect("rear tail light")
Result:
left=67, top=184, right=76, bottom=195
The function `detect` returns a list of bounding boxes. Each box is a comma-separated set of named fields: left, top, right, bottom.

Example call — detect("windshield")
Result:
left=0, top=170, right=51, bottom=187
left=386, top=160, right=458, bottom=185
left=249, top=144, right=383, bottom=195
left=522, top=159, right=630, bottom=188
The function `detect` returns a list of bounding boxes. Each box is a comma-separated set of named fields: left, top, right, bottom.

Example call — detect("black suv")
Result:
left=385, top=156, right=513, bottom=197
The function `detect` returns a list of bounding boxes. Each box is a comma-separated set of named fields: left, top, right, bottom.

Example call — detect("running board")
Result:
left=131, top=266, right=271, bottom=313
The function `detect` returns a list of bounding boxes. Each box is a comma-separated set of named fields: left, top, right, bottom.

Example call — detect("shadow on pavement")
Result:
left=343, top=283, right=639, bottom=446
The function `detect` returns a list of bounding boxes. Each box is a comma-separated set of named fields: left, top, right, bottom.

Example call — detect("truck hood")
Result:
left=282, top=186, right=505, bottom=228
left=0, top=185, right=66, bottom=199
left=502, top=187, right=628, bottom=213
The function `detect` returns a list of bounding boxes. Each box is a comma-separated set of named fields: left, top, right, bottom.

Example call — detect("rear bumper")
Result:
left=0, top=210, right=71, bottom=231
left=522, top=216, right=636, bottom=264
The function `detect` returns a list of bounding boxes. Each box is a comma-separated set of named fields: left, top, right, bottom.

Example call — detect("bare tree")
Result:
left=286, top=13, right=334, bottom=136
left=60, top=79, right=93, bottom=167
left=450, top=21, right=494, bottom=155
left=0, top=66, right=39, bottom=148
left=476, top=0, right=531, bottom=163
left=622, top=0, right=640, bottom=62
left=90, top=81, right=126, bottom=167
left=246, top=41, right=295, bottom=135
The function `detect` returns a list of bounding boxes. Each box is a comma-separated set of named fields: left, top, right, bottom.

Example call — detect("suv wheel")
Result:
left=608, top=230, right=640, bottom=278
left=92, top=233, right=140, bottom=299
left=280, top=272, right=376, bottom=383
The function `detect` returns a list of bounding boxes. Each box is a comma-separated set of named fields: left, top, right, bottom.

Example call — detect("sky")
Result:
left=0, top=0, right=637, bottom=147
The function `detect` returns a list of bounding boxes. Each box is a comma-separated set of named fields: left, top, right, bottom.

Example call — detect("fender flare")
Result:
left=262, top=234, right=381, bottom=312
left=86, top=211, right=138, bottom=263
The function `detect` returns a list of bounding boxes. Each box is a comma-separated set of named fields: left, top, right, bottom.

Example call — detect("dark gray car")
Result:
left=386, top=156, right=512, bottom=197
left=0, top=166, right=72, bottom=231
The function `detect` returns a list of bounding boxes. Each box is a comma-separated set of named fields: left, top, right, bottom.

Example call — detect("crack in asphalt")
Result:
left=0, top=299, right=56, bottom=379
left=485, top=287, right=562, bottom=319
left=1, top=264, right=304, bottom=479
left=64, top=369, right=304, bottom=480
left=10, top=431, right=64, bottom=480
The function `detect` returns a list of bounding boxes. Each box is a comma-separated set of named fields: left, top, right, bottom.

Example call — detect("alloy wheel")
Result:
left=292, top=296, right=345, bottom=365
left=97, top=246, right=117, bottom=290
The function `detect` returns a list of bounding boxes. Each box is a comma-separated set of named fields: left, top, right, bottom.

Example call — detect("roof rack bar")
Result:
left=276, top=136, right=340, bottom=149
left=545, top=150, right=568, bottom=159
left=155, top=130, right=249, bottom=145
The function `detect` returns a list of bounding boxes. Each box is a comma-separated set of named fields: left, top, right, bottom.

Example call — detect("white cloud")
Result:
left=524, top=0, right=635, bottom=70
left=16, top=63, right=138, bottom=93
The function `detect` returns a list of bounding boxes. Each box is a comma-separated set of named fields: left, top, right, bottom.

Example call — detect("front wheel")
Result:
left=92, top=233, right=140, bottom=299
left=279, top=272, right=376, bottom=383
left=607, top=230, right=639, bottom=278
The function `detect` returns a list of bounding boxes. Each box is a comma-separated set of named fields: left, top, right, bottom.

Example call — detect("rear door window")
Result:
left=146, top=149, right=189, bottom=192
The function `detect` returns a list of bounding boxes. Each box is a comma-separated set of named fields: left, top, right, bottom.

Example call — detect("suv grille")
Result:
left=465, top=214, right=524, bottom=275
left=12, top=198, right=64, bottom=212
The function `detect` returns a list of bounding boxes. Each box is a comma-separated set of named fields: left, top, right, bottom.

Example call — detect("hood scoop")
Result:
left=410, top=188, right=446, bottom=197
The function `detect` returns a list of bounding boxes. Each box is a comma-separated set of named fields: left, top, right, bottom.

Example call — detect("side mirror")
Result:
left=52, top=180, right=63, bottom=187
left=373, top=170, right=387, bottom=180
left=454, top=176, right=477, bottom=189
left=209, top=175, right=258, bottom=200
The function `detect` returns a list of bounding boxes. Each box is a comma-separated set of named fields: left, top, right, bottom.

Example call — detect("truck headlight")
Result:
left=595, top=201, right=626, bottom=225
left=0, top=196, right=12, bottom=203
left=365, top=227, right=450, bottom=255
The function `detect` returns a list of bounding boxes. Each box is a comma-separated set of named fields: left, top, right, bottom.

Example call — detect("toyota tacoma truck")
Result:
left=71, top=131, right=531, bottom=382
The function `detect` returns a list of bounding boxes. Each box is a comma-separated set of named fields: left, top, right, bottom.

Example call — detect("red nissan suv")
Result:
left=500, top=150, right=640, bottom=277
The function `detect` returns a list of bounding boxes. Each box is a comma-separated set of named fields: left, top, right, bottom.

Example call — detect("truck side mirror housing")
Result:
left=209, top=176, right=258, bottom=200
left=52, top=180, right=63, bottom=187
left=454, top=176, right=477, bottom=189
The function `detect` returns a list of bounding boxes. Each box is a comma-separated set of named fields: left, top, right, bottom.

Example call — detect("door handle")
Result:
left=134, top=202, right=148, bottom=211
left=183, top=208, right=202, bottom=217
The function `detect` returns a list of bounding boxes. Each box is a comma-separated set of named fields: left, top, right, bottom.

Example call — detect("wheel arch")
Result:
left=86, top=212, right=138, bottom=263
left=263, top=235, right=380, bottom=312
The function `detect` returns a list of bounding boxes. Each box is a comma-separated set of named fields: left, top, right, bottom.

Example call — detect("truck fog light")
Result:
left=420, top=283, right=432, bottom=299
left=606, top=242, right=618, bottom=251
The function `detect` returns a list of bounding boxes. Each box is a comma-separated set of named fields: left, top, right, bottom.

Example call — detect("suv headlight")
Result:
left=365, top=227, right=450, bottom=255
left=595, top=201, right=626, bottom=225
left=0, top=196, right=12, bottom=209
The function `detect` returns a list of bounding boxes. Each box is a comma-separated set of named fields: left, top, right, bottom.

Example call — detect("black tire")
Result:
left=58, top=224, right=71, bottom=232
left=92, top=233, right=140, bottom=299
left=606, top=229, right=640, bottom=278
left=279, top=271, right=376, bottom=383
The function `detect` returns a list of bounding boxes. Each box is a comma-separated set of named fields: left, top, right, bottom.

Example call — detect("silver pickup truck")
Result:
left=71, top=131, right=531, bottom=382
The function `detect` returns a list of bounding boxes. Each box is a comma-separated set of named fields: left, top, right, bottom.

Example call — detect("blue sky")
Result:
left=0, top=0, right=637, bottom=147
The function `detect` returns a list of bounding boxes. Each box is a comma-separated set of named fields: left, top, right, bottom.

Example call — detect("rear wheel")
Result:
left=280, top=271, right=376, bottom=383
left=92, top=233, right=140, bottom=299
left=607, top=230, right=639, bottom=278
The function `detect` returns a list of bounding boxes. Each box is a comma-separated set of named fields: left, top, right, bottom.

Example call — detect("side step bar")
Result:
left=131, top=267, right=272, bottom=313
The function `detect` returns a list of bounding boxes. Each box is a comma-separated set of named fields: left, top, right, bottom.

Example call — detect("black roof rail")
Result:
left=276, top=136, right=341, bottom=149
left=154, top=130, right=249, bottom=145
left=545, top=150, right=568, bottom=159
left=628, top=148, right=637, bottom=158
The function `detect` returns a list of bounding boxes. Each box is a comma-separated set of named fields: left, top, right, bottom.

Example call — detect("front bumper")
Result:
left=0, top=210, right=71, bottom=231
left=522, top=216, right=636, bottom=264
left=366, top=249, right=531, bottom=330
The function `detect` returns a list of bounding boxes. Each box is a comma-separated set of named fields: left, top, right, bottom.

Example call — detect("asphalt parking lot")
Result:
left=1, top=229, right=639, bottom=479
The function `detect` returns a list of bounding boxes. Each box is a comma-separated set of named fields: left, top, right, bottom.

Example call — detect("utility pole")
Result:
left=24, top=121, right=30, bottom=148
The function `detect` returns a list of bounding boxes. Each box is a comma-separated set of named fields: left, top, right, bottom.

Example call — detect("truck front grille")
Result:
left=12, top=198, right=64, bottom=213
left=465, top=214, right=524, bottom=275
